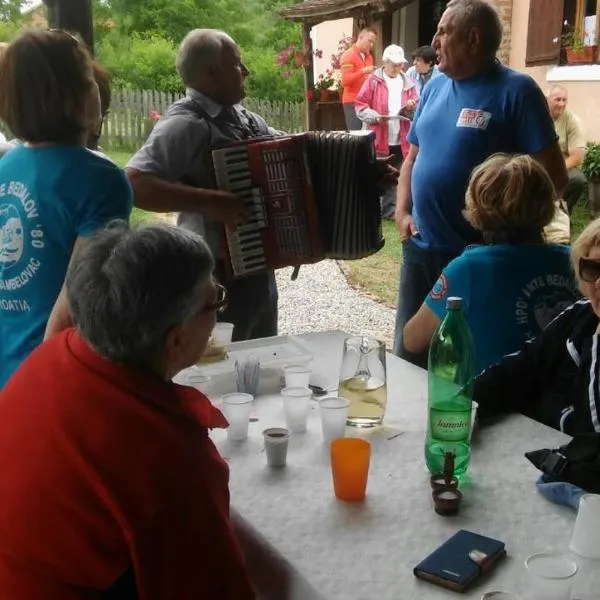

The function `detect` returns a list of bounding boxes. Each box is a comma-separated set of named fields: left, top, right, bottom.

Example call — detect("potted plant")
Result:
left=315, top=69, right=336, bottom=102
left=581, top=142, right=600, bottom=218
left=562, top=27, right=597, bottom=64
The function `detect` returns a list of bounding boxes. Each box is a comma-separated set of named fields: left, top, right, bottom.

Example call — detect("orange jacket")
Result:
left=340, top=45, right=375, bottom=104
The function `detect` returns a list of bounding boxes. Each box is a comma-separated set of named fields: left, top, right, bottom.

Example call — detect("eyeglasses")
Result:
left=199, top=283, right=228, bottom=314
left=579, top=257, right=600, bottom=283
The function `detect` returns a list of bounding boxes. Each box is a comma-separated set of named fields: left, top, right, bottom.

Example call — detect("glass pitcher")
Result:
left=338, top=336, right=387, bottom=428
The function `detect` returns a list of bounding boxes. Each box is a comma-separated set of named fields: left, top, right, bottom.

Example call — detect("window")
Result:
left=526, top=0, right=600, bottom=66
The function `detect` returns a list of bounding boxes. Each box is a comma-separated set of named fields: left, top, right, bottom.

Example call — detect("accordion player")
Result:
left=209, top=130, right=385, bottom=279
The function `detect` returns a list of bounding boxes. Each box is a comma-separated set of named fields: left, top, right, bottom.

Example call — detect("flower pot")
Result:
left=319, top=89, right=331, bottom=102
left=566, top=45, right=597, bottom=65
left=589, top=178, right=600, bottom=219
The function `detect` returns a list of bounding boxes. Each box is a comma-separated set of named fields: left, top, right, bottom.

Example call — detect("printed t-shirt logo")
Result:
left=430, top=273, right=448, bottom=300
left=0, top=205, right=24, bottom=267
left=456, top=109, right=492, bottom=130
left=0, top=181, right=45, bottom=311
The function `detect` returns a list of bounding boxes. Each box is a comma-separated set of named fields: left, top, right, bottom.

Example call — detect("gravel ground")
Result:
left=275, top=260, right=396, bottom=347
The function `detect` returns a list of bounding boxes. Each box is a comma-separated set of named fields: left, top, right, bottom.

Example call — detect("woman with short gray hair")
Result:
left=0, top=222, right=256, bottom=599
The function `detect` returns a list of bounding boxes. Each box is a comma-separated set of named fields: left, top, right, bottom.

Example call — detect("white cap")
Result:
left=382, top=44, right=406, bottom=64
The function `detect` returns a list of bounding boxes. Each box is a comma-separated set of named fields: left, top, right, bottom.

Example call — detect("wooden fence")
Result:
left=99, top=88, right=306, bottom=151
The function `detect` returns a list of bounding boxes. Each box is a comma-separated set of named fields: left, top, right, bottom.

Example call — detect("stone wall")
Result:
left=493, top=0, right=513, bottom=65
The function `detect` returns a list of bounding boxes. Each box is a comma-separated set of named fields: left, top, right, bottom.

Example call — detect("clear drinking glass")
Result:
left=338, top=336, right=387, bottom=427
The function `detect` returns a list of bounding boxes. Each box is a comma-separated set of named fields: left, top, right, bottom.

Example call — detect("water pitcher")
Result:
left=338, top=336, right=387, bottom=427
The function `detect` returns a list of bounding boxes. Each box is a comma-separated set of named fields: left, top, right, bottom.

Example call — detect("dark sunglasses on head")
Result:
left=579, top=257, right=600, bottom=283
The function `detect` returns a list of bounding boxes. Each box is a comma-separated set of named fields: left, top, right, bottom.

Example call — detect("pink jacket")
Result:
left=354, top=69, right=418, bottom=157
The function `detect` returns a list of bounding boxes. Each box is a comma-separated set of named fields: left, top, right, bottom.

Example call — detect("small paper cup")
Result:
left=569, top=493, right=600, bottom=558
left=263, top=427, right=290, bottom=467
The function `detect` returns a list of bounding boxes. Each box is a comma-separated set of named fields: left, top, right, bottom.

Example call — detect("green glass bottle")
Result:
left=425, top=297, right=474, bottom=478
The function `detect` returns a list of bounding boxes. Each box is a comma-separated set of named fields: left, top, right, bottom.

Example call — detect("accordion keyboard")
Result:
left=212, top=145, right=269, bottom=276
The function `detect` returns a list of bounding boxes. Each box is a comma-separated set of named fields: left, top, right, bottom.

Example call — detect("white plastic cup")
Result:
left=263, top=427, right=290, bottom=467
left=281, top=386, right=311, bottom=433
left=283, top=364, right=311, bottom=389
left=221, top=392, right=253, bottom=441
left=319, top=397, right=350, bottom=443
left=186, top=371, right=212, bottom=396
left=570, top=493, right=600, bottom=558
left=524, top=553, right=578, bottom=600
left=213, top=322, right=235, bottom=345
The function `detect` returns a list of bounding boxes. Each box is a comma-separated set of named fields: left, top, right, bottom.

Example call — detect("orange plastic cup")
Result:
left=330, top=438, right=371, bottom=502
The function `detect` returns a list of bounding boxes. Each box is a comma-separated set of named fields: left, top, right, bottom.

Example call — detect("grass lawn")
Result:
left=105, top=149, right=159, bottom=228
left=342, top=200, right=592, bottom=308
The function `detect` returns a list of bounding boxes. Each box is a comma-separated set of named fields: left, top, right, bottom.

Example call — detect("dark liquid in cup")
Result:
left=267, top=432, right=287, bottom=438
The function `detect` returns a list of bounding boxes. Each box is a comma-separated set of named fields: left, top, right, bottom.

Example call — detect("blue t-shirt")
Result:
left=0, top=146, right=133, bottom=387
left=425, top=244, right=580, bottom=375
left=407, top=64, right=558, bottom=252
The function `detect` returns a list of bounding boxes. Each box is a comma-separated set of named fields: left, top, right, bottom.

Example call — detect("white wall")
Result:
left=311, top=18, right=353, bottom=85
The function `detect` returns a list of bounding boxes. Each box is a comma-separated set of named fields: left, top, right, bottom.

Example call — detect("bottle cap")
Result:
left=446, top=296, right=463, bottom=310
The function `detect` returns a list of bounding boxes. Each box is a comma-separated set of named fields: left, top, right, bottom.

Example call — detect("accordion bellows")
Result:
left=210, top=130, right=385, bottom=278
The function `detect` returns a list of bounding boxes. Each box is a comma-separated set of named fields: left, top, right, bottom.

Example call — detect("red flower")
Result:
left=306, top=89, right=315, bottom=102
left=281, top=71, right=290, bottom=79
left=148, top=110, right=161, bottom=121
left=314, top=49, right=323, bottom=59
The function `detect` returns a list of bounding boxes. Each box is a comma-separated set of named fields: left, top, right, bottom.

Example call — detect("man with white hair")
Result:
left=127, top=29, right=279, bottom=343
left=546, top=83, right=587, bottom=213
left=393, top=0, right=568, bottom=367
left=127, top=28, right=397, bottom=343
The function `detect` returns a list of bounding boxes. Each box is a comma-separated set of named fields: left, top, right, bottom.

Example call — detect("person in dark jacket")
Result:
left=474, top=217, right=600, bottom=435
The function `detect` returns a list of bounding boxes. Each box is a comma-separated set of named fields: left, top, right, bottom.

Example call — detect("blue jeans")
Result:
left=393, top=239, right=459, bottom=368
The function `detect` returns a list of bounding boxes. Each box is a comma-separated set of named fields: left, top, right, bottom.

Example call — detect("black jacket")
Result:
left=474, top=299, right=600, bottom=435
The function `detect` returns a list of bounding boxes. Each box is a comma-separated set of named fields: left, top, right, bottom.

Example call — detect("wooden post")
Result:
left=42, top=0, right=94, bottom=54
left=302, top=21, right=317, bottom=131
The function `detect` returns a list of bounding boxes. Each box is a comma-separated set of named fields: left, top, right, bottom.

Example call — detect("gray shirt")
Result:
left=127, top=88, right=278, bottom=254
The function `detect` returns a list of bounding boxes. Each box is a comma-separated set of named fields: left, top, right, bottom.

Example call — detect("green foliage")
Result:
left=582, top=142, right=600, bottom=181
left=97, top=32, right=183, bottom=94
left=243, top=46, right=304, bottom=102
left=0, top=18, right=19, bottom=41
left=0, top=0, right=23, bottom=23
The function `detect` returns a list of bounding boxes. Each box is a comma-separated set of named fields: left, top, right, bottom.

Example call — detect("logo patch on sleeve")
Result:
left=456, top=108, right=492, bottom=130
left=430, top=273, right=448, bottom=300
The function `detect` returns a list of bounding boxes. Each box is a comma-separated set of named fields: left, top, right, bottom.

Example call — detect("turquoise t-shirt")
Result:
left=425, top=243, right=580, bottom=375
left=0, top=145, right=133, bottom=387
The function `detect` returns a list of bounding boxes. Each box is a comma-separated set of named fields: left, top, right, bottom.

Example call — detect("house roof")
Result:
left=279, top=0, right=412, bottom=22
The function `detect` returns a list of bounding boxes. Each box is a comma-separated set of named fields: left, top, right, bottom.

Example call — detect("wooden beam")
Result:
left=42, top=0, right=94, bottom=54
left=302, top=22, right=317, bottom=131
left=596, top=0, right=600, bottom=45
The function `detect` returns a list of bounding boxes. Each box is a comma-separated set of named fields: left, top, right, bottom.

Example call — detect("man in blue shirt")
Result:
left=393, top=0, right=568, bottom=367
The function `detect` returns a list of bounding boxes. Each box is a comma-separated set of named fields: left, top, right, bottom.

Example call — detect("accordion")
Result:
left=210, top=130, right=384, bottom=278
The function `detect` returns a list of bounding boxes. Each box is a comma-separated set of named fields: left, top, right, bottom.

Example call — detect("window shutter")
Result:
left=525, top=0, right=564, bottom=66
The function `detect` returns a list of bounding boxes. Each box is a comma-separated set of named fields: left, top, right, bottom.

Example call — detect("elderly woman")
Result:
left=354, top=44, right=418, bottom=219
left=0, top=29, right=132, bottom=387
left=475, top=216, right=600, bottom=435
left=0, top=223, right=256, bottom=599
left=404, top=154, right=579, bottom=374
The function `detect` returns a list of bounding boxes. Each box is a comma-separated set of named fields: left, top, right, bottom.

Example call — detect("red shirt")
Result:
left=340, top=45, right=375, bottom=104
left=0, top=329, right=255, bottom=600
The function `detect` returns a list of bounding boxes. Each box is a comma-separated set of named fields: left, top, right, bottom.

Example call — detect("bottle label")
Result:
left=430, top=408, right=470, bottom=441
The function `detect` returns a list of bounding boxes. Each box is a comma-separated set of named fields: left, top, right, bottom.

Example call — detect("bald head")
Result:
left=546, top=84, right=568, bottom=120
left=176, top=29, right=235, bottom=87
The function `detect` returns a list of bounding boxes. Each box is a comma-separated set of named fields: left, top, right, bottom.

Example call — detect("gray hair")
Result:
left=66, top=221, right=215, bottom=367
left=547, top=83, right=567, bottom=97
left=446, top=0, right=503, bottom=59
left=176, top=28, right=232, bottom=86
